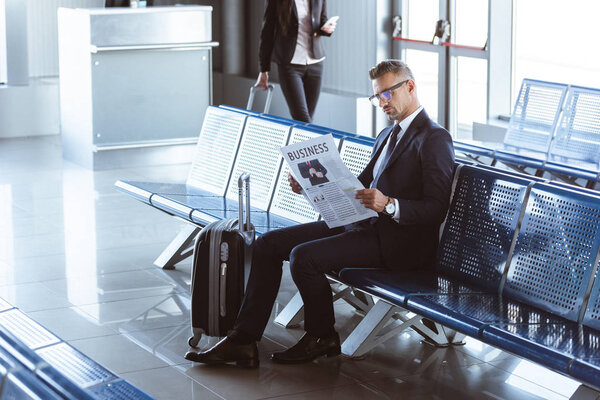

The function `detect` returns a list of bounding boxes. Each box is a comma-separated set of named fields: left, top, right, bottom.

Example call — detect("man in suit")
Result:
left=185, top=60, right=454, bottom=367
left=298, top=159, right=329, bottom=185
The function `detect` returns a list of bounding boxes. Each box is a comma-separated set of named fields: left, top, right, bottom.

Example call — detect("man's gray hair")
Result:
left=369, top=59, right=415, bottom=81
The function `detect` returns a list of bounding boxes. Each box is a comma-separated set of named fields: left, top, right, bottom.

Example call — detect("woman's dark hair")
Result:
left=277, top=0, right=294, bottom=36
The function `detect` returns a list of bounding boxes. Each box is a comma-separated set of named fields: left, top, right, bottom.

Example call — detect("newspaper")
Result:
left=280, top=134, right=378, bottom=228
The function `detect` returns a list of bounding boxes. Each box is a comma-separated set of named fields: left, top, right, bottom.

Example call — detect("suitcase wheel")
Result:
left=188, top=334, right=202, bottom=348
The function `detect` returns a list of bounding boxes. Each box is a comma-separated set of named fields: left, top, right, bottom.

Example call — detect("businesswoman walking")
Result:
left=255, top=0, right=337, bottom=123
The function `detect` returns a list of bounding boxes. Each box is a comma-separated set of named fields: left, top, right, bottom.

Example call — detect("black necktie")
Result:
left=372, top=124, right=401, bottom=189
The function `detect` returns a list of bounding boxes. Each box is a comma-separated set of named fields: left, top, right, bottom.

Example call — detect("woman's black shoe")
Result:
left=184, top=337, right=259, bottom=368
left=271, top=332, right=340, bottom=364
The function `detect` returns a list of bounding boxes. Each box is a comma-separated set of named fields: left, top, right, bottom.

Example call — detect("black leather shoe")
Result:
left=184, top=337, right=259, bottom=368
left=271, top=332, right=340, bottom=364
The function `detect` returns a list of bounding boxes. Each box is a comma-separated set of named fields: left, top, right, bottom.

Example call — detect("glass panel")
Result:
left=406, top=0, right=439, bottom=42
left=454, top=0, right=488, bottom=48
left=404, top=49, right=439, bottom=122
left=455, top=56, right=487, bottom=139
left=514, top=0, right=600, bottom=104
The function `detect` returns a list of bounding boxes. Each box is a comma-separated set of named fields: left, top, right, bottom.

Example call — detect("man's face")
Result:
left=371, top=72, right=413, bottom=122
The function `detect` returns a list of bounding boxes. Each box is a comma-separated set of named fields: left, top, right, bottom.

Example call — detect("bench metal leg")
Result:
left=570, top=385, right=600, bottom=400
left=411, top=319, right=466, bottom=347
left=274, top=281, right=374, bottom=328
left=274, top=291, right=305, bottom=328
left=341, top=301, right=416, bottom=358
left=341, top=301, right=466, bottom=358
left=154, top=225, right=201, bottom=270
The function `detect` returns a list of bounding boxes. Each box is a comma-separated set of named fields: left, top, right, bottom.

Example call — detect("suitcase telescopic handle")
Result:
left=237, top=173, right=252, bottom=234
left=247, top=84, right=274, bottom=114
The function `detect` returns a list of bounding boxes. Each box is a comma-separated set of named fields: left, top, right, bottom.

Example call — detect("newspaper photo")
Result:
left=280, top=134, right=378, bottom=228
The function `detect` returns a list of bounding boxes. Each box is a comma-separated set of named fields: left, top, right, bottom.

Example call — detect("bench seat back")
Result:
left=583, top=269, right=600, bottom=330
left=548, top=85, right=600, bottom=166
left=187, top=106, right=247, bottom=195
left=269, top=127, right=343, bottom=223
left=436, top=165, right=531, bottom=291
left=339, top=136, right=375, bottom=177
left=503, top=79, right=568, bottom=154
left=225, top=116, right=292, bottom=211
left=503, top=183, right=600, bottom=322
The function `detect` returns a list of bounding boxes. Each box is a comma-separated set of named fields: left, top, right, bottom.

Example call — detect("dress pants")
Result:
left=233, top=220, right=384, bottom=340
left=278, top=62, right=323, bottom=123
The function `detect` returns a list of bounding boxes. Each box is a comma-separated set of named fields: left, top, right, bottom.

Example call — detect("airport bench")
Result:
left=115, top=105, right=378, bottom=325
left=339, top=164, right=600, bottom=398
left=0, top=296, right=153, bottom=399
left=454, top=80, right=600, bottom=189
left=544, top=85, right=600, bottom=187
left=454, top=79, right=567, bottom=169
left=115, top=105, right=367, bottom=265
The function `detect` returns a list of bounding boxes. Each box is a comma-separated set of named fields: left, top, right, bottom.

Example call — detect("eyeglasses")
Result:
left=368, top=80, right=409, bottom=107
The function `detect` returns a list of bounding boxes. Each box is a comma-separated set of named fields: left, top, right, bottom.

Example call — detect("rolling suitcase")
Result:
left=247, top=84, right=274, bottom=113
left=188, top=173, right=254, bottom=347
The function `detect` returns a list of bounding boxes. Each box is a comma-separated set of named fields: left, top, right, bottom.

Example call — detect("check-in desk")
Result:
left=57, top=6, right=217, bottom=169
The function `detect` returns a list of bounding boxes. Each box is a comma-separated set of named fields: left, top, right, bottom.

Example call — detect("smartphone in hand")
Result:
left=323, top=15, right=339, bottom=28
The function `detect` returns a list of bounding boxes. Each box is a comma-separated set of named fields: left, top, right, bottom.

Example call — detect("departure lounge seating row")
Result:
left=454, top=79, right=600, bottom=189
left=116, top=105, right=600, bottom=397
left=0, top=296, right=153, bottom=399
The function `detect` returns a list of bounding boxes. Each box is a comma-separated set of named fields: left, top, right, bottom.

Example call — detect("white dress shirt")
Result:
left=371, top=105, right=424, bottom=222
left=290, top=0, right=325, bottom=65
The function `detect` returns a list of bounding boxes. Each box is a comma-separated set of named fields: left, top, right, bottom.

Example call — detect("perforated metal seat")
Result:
left=568, top=259, right=600, bottom=388
left=408, top=294, right=569, bottom=338
left=464, top=183, right=600, bottom=379
left=339, top=136, right=375, bottom=176
left=224, top=116, right=292, bottom=209
left=37, top=343, right=116, bottom=389
left=36, top=364, right=97, bottom=400
left=545, top=86, right=600, bottom=184
left=454, top=79, right=568, bottom=170
left=90, top=379, right=155, bottom=400
left=1, top=369, right=63, bottom=400
left=342, top=165, right=533, bottom=336
left=269, top=126, right=343, bottom=224
left=115, top=105, right=247, bottom=204
left=0, top=327, right=46, bottom=370
left=151, top=115, right=293, bottom=226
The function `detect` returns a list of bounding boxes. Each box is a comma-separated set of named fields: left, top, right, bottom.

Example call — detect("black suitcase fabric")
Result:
left=188, top=173, right=254, bottom=345
left=190, top=219, right=248, bottom=337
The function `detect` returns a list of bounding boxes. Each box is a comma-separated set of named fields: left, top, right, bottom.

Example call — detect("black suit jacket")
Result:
left=259, top=0, right=330, bottom=72
left=357, top=109, right=455, bottom=269
left=298, top=159, right=329, bottom=185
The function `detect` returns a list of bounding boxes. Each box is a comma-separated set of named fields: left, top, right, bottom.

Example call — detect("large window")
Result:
left=513, top=0, right=600, bottom=103
left=396, top=0, right=598, bottom=141
left=396, top=0, right=489, bottom=138
left=404, top=49, right=439, bottom=122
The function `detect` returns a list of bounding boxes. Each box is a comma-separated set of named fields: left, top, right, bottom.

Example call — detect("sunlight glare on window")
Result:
left=514, top=0, right=600, bottom=103
left=454, top=0, right=488, bottom=48
left=406, top=0, right=439, bottom=42
left=404, top=49, right=439, bottom=122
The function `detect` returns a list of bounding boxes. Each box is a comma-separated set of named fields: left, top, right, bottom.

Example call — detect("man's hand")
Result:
left=321, top=21, right=337, bottom=34
left=309, top=167, right=317, bottom=176
left=288, top=173, right=302, bottom=194
left=254, top=72, right=269, bottom=90
left=355, top=188, right=388, bottom=212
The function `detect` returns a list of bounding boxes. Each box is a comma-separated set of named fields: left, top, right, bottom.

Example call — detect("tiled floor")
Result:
left=0, top=135, right=584, bottom=399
